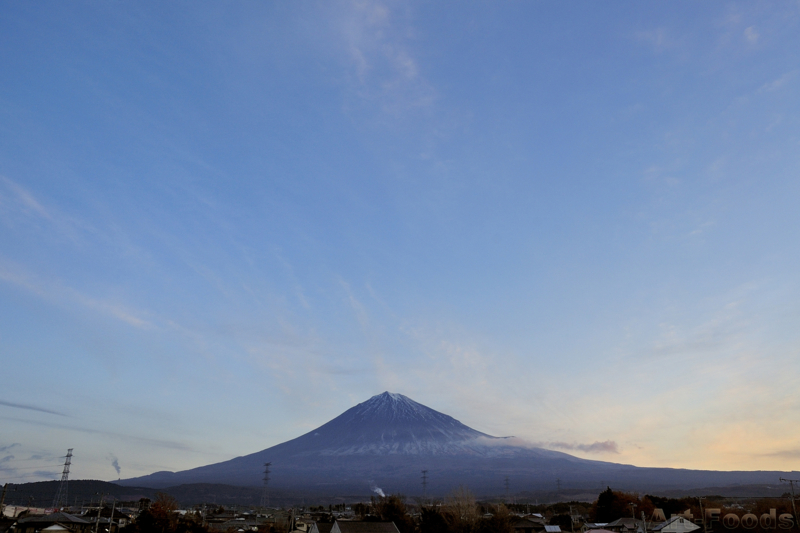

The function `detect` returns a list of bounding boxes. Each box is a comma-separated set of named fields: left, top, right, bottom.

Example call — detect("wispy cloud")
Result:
left=337, top=0, right=435, bottom=114
left=0, top=176, right=52, bottom=220
left=0, top=175, right=92, bottom=245
left=760, top=449, right=800, bottom=460
left=0, top=260, right=153, bottom=329
left=0, top=454, right=18, bottom=478
left=744, top=26, right=759, bottom=44
left=0, top=415, right=192, bottom=452
left=0, top=263, right=47, bottom=298
left=759, top=71, right=797, bottom=93
left=644, top=295, right=751, bottom=360
left=635, top=28, right=681, bottom=53
left=340, top=278, right=369, bottom=331
left=32, top=470, right=59, bottom=478
left=0, top=445, right=94, bottom=483
left=0, top=400, right=68, bottom=417
left=67, top=287, right=152, bottom=328
left=475, top=436, right=620, bottom=454
left=547, top=440, right=620, bottom=454
left=387, top=325, right=565, bottom=438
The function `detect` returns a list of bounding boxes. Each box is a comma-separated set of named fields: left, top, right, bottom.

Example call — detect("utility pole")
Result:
left=94, top=494, right=105, bottom=533
left=780, top=478, right=800, bottom=529
left=421, top=470, right=428, bottom=502
left=641, top=511, right=647, bottom=533
left=698, top=497, right=707, bottom=533
left=630, top=502, right=637, bottom=520
left=569, top=505, right=575, bottom=533
left=108, top=498, right=116, bottom=533
left=1, top=484, right=10, bottom=518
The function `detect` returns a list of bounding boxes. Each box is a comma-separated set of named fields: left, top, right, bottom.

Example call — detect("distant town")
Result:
left=2, top=478, right=800, bottom=533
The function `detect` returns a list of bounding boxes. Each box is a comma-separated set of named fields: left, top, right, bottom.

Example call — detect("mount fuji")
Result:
left=119, top=392, right=794, bottom=496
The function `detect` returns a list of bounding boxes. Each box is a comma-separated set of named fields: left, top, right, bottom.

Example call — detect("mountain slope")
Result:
left=270, top=391, right=495, bottom=456
left=119, top=392, right=796, bottom=495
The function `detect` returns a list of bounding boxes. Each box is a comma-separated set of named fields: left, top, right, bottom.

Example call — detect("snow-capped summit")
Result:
left=356, top=391, right=431, bottom=420
left=297, top=391, right=493, bottom=455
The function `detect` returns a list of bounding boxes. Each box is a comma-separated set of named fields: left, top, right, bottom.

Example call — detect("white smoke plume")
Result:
left=108, top=454, right=121, bottom=476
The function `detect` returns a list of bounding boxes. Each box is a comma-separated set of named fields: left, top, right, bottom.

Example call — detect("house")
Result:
left=294, top=518, right=320, bottom=533
left=585, top=524, right=611, bottom=533
left=215, top=518, right=262, bottom=532
left=209, top=516, right=275, bottom=532
left=81, top=507, right=132, bottom=533
left=514, top=518, right=545, bottom=533
left=331, top=521, right=401, bottom=533
left=603, top=518, right=656, bottom=533
left=651, top=516, right=700, bottom=533
left=14, top=513, right=91, bottom=533
left=545, top=526, right=562, bottom=533
left=513, top=515, right=547, bottom=533
left=0, top=517, right=16, bottom=533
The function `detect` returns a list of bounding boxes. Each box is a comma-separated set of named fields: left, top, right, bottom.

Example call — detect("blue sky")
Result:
left=1, top=1, right=800, bottom=485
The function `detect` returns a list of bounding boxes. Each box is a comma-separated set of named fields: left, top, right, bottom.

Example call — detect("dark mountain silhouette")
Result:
left=119, top=392, right=796, bottom=496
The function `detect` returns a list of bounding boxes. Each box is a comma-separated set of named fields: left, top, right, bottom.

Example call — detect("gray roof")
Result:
left=651, top=516, right=698, bottom=532
left=18, top=513, right=90, bottom=525
left=545, top=526, right=562, bottom=533
left=604, top=519, right=638, bottom=528
left=334, top=521, right=401, bottom=533
left=221, top=519, right=260, bottom=526
left=513, top=518, right=543, bottom=528
left=521, top=516, right=546, bottom=524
